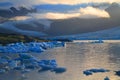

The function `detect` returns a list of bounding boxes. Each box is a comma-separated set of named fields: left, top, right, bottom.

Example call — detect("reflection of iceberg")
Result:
left=0, top=41, right=65, bottom=53
left=52, top=67, right=67, bottom=74
left=104, top=76, right=110, bottom=80
left=115, top=70, right=120, bottom=76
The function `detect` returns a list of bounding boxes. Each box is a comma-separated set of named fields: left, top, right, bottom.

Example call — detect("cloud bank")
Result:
left=29, top=6, right=110, bottom=19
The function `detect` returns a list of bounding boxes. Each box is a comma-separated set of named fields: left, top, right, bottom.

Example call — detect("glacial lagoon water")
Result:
left=0, top=42, right=120, bottom=80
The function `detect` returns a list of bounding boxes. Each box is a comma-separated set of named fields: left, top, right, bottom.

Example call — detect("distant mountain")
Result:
left=0, top=7, right=37, bottom=18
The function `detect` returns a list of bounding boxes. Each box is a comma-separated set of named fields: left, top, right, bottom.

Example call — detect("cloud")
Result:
left=29, top=6, right=110, bottom=19
left=9, top=16, right=31, bottom=21
left=79, top=7, right=110, bottom=18
left=29, top=13, right=80, bottom=19
left=0, top=0, right=120, bottom=7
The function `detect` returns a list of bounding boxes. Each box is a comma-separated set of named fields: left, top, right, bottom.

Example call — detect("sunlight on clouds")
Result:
left=29, top=6, right=110, bottom=19
left=45, top=13, right=80, bottom=19
left=79, top=7, right=110, bottom=18
left=29, top=13, right=80, bottom=19
left=9, top=16, right=31, bottom=21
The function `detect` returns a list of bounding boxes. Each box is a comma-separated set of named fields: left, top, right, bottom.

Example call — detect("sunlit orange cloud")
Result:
left=79, top=7, right=110, bottom=18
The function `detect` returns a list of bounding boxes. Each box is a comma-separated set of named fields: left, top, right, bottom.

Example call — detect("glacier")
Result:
left=51, top=26, right=120, bottom=40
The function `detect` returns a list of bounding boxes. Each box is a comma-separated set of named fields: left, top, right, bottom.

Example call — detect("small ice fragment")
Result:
left=115, top=70, right=120, bottom=76
left=52, top=67, right=67, bottom=74
left=104, top=76, right=110, bottom=80
left=83, top=70, right=92, bottom=76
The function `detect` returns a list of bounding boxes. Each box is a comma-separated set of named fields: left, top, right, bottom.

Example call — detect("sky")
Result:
left=0, top=0, right=120, bottom=20
left=0, top=0, right=120, bottom=37
left=0, top=0, right=120, bottom=6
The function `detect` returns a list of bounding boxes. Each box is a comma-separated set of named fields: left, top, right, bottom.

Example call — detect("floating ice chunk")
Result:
left=8, top=60, right=18, bottom=69
left=38, top=65, right=54, bottom=72
left=83, top=70, right=93, bottom=76
left=52, top=67, right=67, bottom=74
left=83, top=68, right=110, bottom=76
left=115, top=70, right=120, bottom=76
left=25, top=65, right=36, bottom=70
left=13, top=66, right=23, bottom=70
left=89, top=68, right=110, bottom=73
left=21, top=69, right=31, bottom=74
left=104, top=76, right=110, bottom=80
left=38, top=59, right=58, bottom=72
left=29, top=46, right=45, bottom=52
left=0, top=58, right=8, bottom=64
left=19, top=53, right=33, bottom=59
left=1, top=56, right=11, bottom=60
left=38, top=59, right=57, bottom=68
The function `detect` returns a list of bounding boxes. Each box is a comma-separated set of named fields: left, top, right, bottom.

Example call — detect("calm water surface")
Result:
left=0, top=43, right=120, bottom=80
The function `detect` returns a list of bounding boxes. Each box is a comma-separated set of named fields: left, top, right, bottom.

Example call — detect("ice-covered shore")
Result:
left=0, top=41, right=65, bottom=53
left=0, top=41, right=66, bottom=76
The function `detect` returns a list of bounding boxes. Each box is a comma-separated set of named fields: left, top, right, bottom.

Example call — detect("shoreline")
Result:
left=72, top=40, right=120, bottom=43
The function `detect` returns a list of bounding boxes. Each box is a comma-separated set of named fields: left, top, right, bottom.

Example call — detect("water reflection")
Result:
left=0, top=43, right=120, bottom=80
